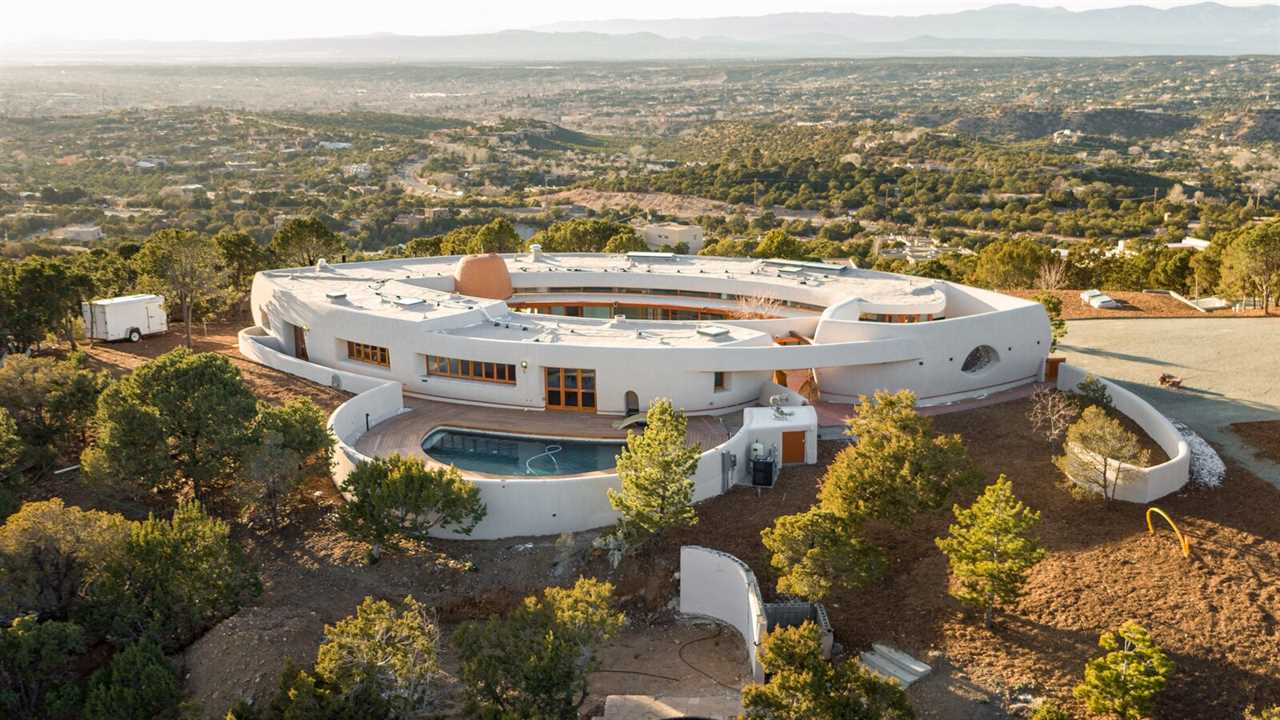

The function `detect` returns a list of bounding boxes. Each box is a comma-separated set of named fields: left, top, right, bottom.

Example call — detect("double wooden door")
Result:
left=545, top=367, right=596, bottom=412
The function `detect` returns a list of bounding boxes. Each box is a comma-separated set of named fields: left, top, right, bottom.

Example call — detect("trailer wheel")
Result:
left=128, top=328, right=142, bottom=343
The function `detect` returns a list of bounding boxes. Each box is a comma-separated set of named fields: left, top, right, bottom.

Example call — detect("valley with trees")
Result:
left=1, top=12, right=1279, bottom=720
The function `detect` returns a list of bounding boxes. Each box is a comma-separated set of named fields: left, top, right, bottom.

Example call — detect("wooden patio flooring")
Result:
left=355, top=395, right=734, bottom=462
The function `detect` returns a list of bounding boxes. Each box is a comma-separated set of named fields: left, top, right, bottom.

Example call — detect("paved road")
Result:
left=1059, top=317, right=1279, bottom=484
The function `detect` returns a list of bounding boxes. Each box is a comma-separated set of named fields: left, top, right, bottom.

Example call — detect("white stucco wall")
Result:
left=679, top=545, right=768, bottom=682
left=1056, top=364, right=1191, bottom=503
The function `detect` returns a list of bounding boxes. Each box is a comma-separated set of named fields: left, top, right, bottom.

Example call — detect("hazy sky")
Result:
left=2, top=0, right=1270, bottom=44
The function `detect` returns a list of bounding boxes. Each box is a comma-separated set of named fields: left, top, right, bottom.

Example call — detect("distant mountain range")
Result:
left=4, top=3, right=1277, bottom=63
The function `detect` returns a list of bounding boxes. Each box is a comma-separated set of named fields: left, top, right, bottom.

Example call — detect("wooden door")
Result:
left=292, top=324, right=309, bottom=361
left=782, top=431, right=806, bottom=464
left=545, top=367, right=596, bottom=412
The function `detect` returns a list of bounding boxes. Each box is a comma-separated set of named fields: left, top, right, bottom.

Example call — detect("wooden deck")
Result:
left=355, top=395, right=734, bottom=462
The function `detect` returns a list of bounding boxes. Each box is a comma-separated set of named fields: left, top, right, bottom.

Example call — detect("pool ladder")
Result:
left=526, top=445, right=563, bottom=475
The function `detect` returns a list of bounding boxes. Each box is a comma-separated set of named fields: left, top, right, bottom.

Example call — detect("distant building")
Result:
left=52, top=224, right=104, bottom=242
left=318, top=141, right=353, bottom=151
left=342, top=163, right=372, bottom=178
left=1164, top=237, right=1211, bottom=252
left=639, top=222, right=706, bottom=252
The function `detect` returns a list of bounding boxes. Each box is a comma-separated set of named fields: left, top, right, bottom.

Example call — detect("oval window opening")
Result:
left=961, top=345, right=999, bottom=374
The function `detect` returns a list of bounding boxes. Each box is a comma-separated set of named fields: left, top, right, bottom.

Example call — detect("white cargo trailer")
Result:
left=81, top=294, right=168, bottom=342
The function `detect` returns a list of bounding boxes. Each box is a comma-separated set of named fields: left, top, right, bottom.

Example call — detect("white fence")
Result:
left=679, top=546, right=768, bottom=682
left=1056, top=363, right=1191, bottom=503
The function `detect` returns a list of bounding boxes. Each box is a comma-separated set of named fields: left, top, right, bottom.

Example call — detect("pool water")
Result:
left=422, top=428, right=626, bottom=476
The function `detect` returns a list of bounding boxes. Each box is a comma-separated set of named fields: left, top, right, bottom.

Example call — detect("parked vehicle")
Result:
left=82, top=294, right=168, bottom=342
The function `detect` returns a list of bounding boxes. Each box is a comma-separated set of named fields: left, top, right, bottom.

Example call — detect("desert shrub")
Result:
left=0, top=614, right=85, bottom=719
left=1056, top=406, right=1150, bottom=503
left=313, top=596, right=443, bottom=719
left=453, top=578, right=624, bottom=719
left=80, top=501, right=259, bottom=651
left=337, top=454, right=485, bottom=562
left=1071, top=374, right=1114, bottom=413
left=742, top=621, right=914, bottom=720
left=82, top=640, right=181, bottom=720
left=0, top=498, right=129, bottom=621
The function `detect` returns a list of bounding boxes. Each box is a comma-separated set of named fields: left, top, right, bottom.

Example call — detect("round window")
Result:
left=961, top=345, right=1000, bottom=374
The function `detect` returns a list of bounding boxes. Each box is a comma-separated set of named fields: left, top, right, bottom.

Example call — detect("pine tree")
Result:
left=1073, top=621, right=1173, bottom=720
left=607, top=398, right=701, bottom=546
left=935, top=475, right=1046, bottom=627
left=1056, top=406, right=1149, bottom=503
left=742, top=621, right=915, bottom=720
left=82, top=640, right=181, bottom=720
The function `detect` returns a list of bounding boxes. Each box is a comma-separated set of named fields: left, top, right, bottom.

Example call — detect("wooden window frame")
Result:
left=426, top=355, right=516, bottom=385
left=713, top=371, right=728, bottom=392
left=347, top=340, right=390, bottom=368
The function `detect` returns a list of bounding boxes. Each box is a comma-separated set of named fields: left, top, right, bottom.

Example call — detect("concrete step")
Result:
left=858, top=644, right=931, bottom=688
left=872, top=643, right=932, bottom=678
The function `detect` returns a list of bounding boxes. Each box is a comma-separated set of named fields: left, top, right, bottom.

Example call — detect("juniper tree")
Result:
left=82, top=640, right=181, bottom=720
left=337, top=454, right=486, bottom=562
left=314, top=596, right=443, bottom=719
left=742, top=621, right=915, bottom=720
left=1033, top=291, right=1068, bottom=352
left=607, top=397, right=701, bottom=546
left=1073, top=621, right=1173, bottom=720
left=81, top=348, right=259, bottom=502
left=935, top=475, right=1046, bottom=627
left=453, top=578, right=624, bottom=719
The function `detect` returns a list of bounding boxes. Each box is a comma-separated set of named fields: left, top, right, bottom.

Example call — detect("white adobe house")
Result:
left=248, top=249, right=1050, bottom=416
left=639, top=222, right=706, bottom=253
left=241, top=249, right=1055, bottom=538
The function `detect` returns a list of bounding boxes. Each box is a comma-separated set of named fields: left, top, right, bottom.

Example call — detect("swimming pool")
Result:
left=422, top=428, right=626, bottom=477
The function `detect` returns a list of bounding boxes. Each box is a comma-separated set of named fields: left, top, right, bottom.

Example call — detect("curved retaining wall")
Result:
left=1056, top=363, right=1190, bottom=503
left=679, top=546, right=768, bottom=682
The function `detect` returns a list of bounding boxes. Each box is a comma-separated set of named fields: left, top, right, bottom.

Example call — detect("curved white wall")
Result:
left=1056, top=364, right=1191, bottom=503
left=242, top=326, right=817, bottom=540
left=679, top=545, right=768, bottom=682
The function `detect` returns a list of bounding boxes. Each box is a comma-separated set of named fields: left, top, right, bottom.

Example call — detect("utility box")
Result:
left=82, top=294, right=168, bottom=343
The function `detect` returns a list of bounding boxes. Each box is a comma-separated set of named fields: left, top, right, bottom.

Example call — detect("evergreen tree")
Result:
left=607, top=397, right=701, bottom=546
left=313, top=596, right=442, bottom=719
left=270, top=216, right=346, bottom=267
left=245, top=398, right=333, bottom=528
left=82, top=640, right=181, bottom=720
left=82, top=501, right=260, bottom=651
left=935, top=475, right=1046, bottom=627
left=132, top=228, right=221, bottom=347
left=1056, top=406, right=1149, bottom=504
left=1073, top=621, right=1173, bottom=720
left=0, top=615, right=85, bottom=720
left=0, top=408, right=20, bottom=480
left=1033, top=292, right=1067, bottom=352
left=81, top=348, right=259, bottom=501
left=337, top=454, right=486, bottom=562
left=761, top=509, right=884, bottom=601
left=743, top=621, right=915, bottom=720
left=453, top=578, right=624, bottom=720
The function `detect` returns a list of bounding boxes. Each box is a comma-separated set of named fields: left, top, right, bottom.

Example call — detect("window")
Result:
left=961, top=345, right=1000, bottom=374
left=545, top=367, right=596, bottom=411
left=427, top=355, right=516, bottom=384
left=713, top=371, right=728, bottom=392
left=347, top=341, right=389, bottom=367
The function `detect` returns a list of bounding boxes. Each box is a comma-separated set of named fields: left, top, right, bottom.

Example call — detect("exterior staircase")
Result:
left=858, top=643, right=932, bottom=687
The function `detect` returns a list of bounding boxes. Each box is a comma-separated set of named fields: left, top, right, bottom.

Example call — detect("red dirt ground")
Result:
left=1230, top=420, right=1280, bottom=466
left=657, top=398, right=1280, bottom=718
left=77, top=322, right=349, bottom=412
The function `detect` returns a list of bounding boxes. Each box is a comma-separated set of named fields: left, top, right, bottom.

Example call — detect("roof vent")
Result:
left=393, top=297, right=425, bottom=308
left=529, top=243, right=543, bottom=262
left=324, top=291, right=347, bottom=303
left=696, top=325, right=731, bottom=339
